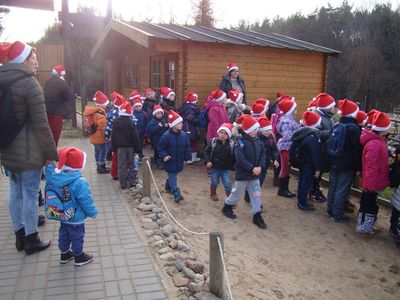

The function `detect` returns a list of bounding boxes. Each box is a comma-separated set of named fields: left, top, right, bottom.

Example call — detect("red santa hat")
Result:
left=168, top=110, right=183, bottom=128
left=227, top=62, right=239, bottom=73
left=227, top=89, right=243, bottom=103
left=57, top=147, right=87, bottom=172
left=307, top=99, right=318, bottom=111
left=185, top=91, right=198, bottom=103
left=258, top=116, right=272, bottom=131
left=132, top=98, right=143, bottom=108
left=315, top=93, right=335, bottom=110
left=278, top=98, right=297, bottom=115
left=109, top=91, right=126, bottom=108
left=252, top=102, right=267, bottom=116
left=152, top=104, right=164, bottom=115
left=300, top=111, right=321, bottom=128
left=128, top=90, right=141, bottom=102
left=51, top=65, right=65, bottom=77
left=160, top=87, right=175, bottom=100
left=119, top=101, right=133, bottom=116
left=237, top=115, right=260, bottom=134
left=93, top=91, right=109, bottom=106
left=256, top=98, right=270, bottom=109
left=366, top=109, right=380, bottom=127
left=371, top=112, right=391, bottom=132
left=217, top=123, right=233, bottom=138
left=338, top=99, right=359, bottom=118
left=0, top=41, right=32, bottom=64
left=276, top=91, right=284, bottom=100
left=356, top=110, right=368, bottom=126
left=211, top=89, right=226, bottom=103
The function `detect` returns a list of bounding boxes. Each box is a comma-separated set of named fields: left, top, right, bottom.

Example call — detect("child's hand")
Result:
left=252, top=167, right=261, bottom=176
left=164, top=156, right=171, bottom=162
left=206, top=162, right=213, bottom=168
left=315, top=171, right=321, bottom=178
left=164, top=123, right=169, bottom=127
left=273, top=160, right=279, bottom=168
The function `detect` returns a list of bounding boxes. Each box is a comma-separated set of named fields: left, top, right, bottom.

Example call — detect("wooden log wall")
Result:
left=33, top=44, right=64, bottom=90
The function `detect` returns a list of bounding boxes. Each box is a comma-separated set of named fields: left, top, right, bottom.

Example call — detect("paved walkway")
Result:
left=0, top=138, right=168, bottom=300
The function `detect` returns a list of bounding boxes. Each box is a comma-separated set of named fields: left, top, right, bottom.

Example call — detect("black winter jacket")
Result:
left=291, top=127, right=321, bottom=172
left=111, top=116, right=140, bottom=152
left=258, top=134, right=278, bottom=169
left=235, top=133, right=265, bottom=181
left=44, top=76, right=74, bottom=116
left=204, top=138, right=235, bottom=170
left=219, top=74, right=247, bottom=104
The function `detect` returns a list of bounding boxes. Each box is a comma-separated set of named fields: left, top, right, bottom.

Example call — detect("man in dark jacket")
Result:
left=44, top=65, right=74, bottom=146
left=0, top=41, right=58, bottom=255
left=219, top=62, right=247, bottom=104
left=327, top=100, right=362, bottom=222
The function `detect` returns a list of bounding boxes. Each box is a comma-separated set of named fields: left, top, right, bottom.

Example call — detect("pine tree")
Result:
left=193, top=0, right=215, bottom=27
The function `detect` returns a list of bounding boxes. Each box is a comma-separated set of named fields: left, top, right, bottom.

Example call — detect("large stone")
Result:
left=141, top=217, right=153, bottom=223
left=172, top=275, right=190, bottom=287
left=195, top=291, right=221, bottom=300
left=186, top=259, right=204, bottom=274
left=160, top=252, right=175, bottom=261
left=174, top=251, right=187, bottom=260
left=175, top=259, right=185, bottom=272
left=157, top=218, right=170, bottom=226
left=153, top=240, right=166, bottom=248
left=176, top=240, right=190, bottom=251
left=189, top=282, right=204, bottom=293
left=141, top=222, right=159, bottom=230
left=152, top=207, right=164, bottom=214
left=141, top=196, right=153, bottom=204
left=169, top=239, right=178, bottom=249
left=153, top=235, right=163, bottom=241
left=194, top=274, right=204, bottom=283
left=166, top=266, right=179, bottom=277
left=161, top=224, right=174, bottom=236
left=183, top=267, right=196, bottom=279
left=158, top=247, right=172, bottom=255
left=144, top=213, right=157, bottom=220
left=137, top=203, right=157, bottom=212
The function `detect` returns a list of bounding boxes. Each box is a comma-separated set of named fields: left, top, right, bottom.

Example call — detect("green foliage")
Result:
left=36, top=23, right=63, bottom=45
left=0, top=6, right=10, bottom=36
left=379, top=187, right=394, bottom=200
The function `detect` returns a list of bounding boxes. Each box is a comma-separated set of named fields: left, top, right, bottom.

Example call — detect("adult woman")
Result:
left=219, top=62, right=247, bottom=104
left=0, top=41, right=58, bottom=254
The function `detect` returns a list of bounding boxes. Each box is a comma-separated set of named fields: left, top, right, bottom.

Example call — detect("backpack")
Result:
left=83, top=110, right=105, bottom=135
left=289, top=138, right=305, bottom=169
left=198, top=108, right=209, bottom=128
left=327, top=122, right=356, bottom=158
left=0, top=77, right=30, bottom=149
left=44, top=181, right=76, bottom=222
left=210, top=137, right=235, bottom=157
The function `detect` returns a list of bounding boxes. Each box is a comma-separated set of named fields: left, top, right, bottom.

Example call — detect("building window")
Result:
left=164, top=57, right=176, bottom=90
left=125, top=64, right=139, bottom=88
left=150, top=54, right=177, bottom=92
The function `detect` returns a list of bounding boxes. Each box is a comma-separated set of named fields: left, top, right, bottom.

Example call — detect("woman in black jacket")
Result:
left=219, top=62, right=247, bottom=104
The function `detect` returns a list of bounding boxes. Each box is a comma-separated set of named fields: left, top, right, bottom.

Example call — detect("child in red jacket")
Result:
left=356, top=112, right=391, bottom=235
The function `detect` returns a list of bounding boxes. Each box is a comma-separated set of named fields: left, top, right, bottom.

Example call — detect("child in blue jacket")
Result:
left=158, top=110, right=191, bottom=202
left=146, top=104, right=168, bottom=169
left=45, top=147, right=98, bottom=266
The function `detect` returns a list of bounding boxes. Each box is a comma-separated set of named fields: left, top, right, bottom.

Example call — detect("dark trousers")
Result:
left=58, top=223, right=85, bottom=255
left=297, top=163, right=314, bottom=206
left=359, top=190, right=379, bottom=216
left=47, top=114, right=63, bottom=147
left=390, top=207, right=400, bottom=233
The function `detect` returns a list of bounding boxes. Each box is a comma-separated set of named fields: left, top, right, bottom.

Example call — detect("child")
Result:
left=142, top=88, right=159, bottom=119
left=178, top=91, right=201, bottom=164
left=257, top=116, right=279, bottom=188
left=327, top=99, right=362, bottom=222
left=291, top=111, right=321, bottom=211
left=83, top=91, right=109, bottom=174
left=252, top=98, right=269, bottom=119
left=226, top=89, right=245, bottom=123
left=276, top=96, right=300, bottom=197
left=45, top=147, right=98, bottom=266
left=146, top=104, right=169, bottom=169
left=132, top=97, right=147, bottom=158
left=204, top=123, right=235, bottom=201
left=356, top=111, right=391, bottom=234
left=111, top=102, right=141, bottom=189
left=221, top=115, right=267, bottom=229
left=160, top=87, right=176, bottom=112
left=158, top=110, right=191, bottom=202
left=206, top=89, right=229, bottom=142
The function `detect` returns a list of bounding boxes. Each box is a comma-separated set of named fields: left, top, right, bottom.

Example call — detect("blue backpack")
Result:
left=44, top=182, right=76, bottom=222
left=198, top=108, right=209, bottom=128
left=327, top=122, right=356, bottom=158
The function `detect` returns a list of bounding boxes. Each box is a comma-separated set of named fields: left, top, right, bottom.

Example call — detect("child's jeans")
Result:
left=297, top=163, right=314, bottom=206
left=210, top=168, right=232, bottom=193
left=94, top=144, right=107, bottom=165
left=225, top=179, right=262, bottom=215
left=58, top=223, right=85, bottom=256
left=259, top=168, right=267, bottom=188
left=390, top=207, right=399, bottom=234
left=118, top=147, right=138, bottom=187
left=167, top=172, right=178, bottom=191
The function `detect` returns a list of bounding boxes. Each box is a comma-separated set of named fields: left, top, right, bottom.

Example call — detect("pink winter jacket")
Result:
left=360, top=129, right=389, bottom=191
left=206, top=98, right=229, bottom=142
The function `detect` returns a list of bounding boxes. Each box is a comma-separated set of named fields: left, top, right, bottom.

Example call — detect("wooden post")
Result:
left=142, top=157, right=151, bottom=197
left=209, top=231, right=224, bottom=298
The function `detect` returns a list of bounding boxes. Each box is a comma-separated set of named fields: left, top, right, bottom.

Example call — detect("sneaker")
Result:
left=331, top=214, right=350, bottom=223
left=74, top=252, right=94, bottom=266
left=253, top=212, right=267, bottom=229
left=60, top=250, right=74, bottom=264
left=309, top=192, right=326, bottom=203
left=222, top=204, right=237, bottom=219
left=173, top=188, right=184, bottom=202
left=298, top=203, right=316, bottom=211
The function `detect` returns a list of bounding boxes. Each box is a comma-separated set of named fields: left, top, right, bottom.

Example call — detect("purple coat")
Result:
left=276, top=114, right=300, bottom=151
left=205, top=98, right=229, bottom=142
left=360, top=129, right=389, bottom=191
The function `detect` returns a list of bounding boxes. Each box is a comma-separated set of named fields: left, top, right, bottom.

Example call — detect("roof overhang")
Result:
left=90, top=19, right=153, bottom=59
left=2, top=0, right=54, bottom=11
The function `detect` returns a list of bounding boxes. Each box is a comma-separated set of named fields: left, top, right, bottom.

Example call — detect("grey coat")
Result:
left=0, top=63, right=58, bottom=172
left=392, top=186, right=400, bottom=211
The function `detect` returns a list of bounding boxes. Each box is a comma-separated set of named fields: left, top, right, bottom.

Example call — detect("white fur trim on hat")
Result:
left=166, top=91, right=175, bottom=100
left=133, top=102, right=142, bottom=108
left=56, top=152, right=87, bottom=172
left=119, top=110, right=132, bottom=116
left=285, top=101, right=297, bottom=116
left=340, top=107, right=359, bottom=119
left=215, top=92, right=226, bottom=103
left=259, top=124, right=272, bottom=131
left=318, top=101, right=335, bottom=110
left=95, top=100, right=109, bottom=107
left=372, top=124, right=391, bottom=131
left=9, top=44, right=32, bottom=64
left=169, top=116, right=183, bottom=128
left=217, top=126, right=232, bottom=138
left=243, top=122, right=260, bottom=134
left=153, top=108, right=164, bottom=115
left=228, top=66, right=239, bottom=73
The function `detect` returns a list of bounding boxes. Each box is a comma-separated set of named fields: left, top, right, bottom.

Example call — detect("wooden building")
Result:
left=91, top=20, right=339, bottom=111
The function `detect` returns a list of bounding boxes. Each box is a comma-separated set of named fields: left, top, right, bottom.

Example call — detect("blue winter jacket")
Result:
left=178, top=102, right=200, bottom=141
left=133, top=110, right=147, bottom=135
left=104, top=107, right=119, bottom=142
left=146, top=116, right=168, bottom=149
left=291, top=127, right=321, bottom=172
left=45, top=165, right=98, bottom=225
left=158, top=129, right=191, bottom=173
left=235, top=133, right=266, bottom=181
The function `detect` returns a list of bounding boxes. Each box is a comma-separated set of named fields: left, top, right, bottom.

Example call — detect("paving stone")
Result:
left=105, top=281, right=120, bottom=297
left=119, top=279, right=134, bottom=295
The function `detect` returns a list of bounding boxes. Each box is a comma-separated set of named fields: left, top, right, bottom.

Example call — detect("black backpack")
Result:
left=289, top=138, right=305, bottom=169
left=0, top=77, right=30, bottom=149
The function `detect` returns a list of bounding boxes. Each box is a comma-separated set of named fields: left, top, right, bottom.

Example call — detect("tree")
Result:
left=193, top=0, right=215, bottom=27
left=0, top=7, right=10, bottom=37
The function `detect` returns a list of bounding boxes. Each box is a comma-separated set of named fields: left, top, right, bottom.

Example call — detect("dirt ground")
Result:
left=141, top=149, right=400, bottom=300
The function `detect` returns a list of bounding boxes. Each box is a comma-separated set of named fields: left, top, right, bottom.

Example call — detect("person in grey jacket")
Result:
left=0, top=41, right=58, bottom=255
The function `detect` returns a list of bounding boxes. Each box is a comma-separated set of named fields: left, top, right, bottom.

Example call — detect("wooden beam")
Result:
left=2, top=0, right=54, bottom=11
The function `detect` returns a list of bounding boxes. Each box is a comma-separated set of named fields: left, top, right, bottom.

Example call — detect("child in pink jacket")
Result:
left=356, top=111, right=391, bottom=235
left=206, top=89, right=229, bottom=142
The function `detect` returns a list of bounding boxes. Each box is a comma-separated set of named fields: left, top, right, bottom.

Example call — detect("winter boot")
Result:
left=298, top=202, right=316, bottom=211
left=221, top=204, right=237, bottom=219
left=165, top=180, right=173, bottom=194
left=253, top=212, right=267, bottom=229
left=74, top=252, right=94, bottom=266
left=191, top=152, right=201, bottom=163
left=210, top=186, right=219, bottom=201
left=277, top=177, right=295, bottom=198
left=60, top=250, right=74, bottom=264
left=356, top=212, right=377, bottom=235
left=173, top=188, right=184, bottom=202
left=97, top=164, right=110, bottom=174
left=15, top=227, right=25, bottom=251
left=24, top=232, right=51, bottom=255
left=38, top=214, right=46, bottom=227
left=244, top=191, right=250, bottom=203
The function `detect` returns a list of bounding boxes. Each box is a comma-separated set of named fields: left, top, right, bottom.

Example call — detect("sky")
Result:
left=1, top=0, right=400, bottom=42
